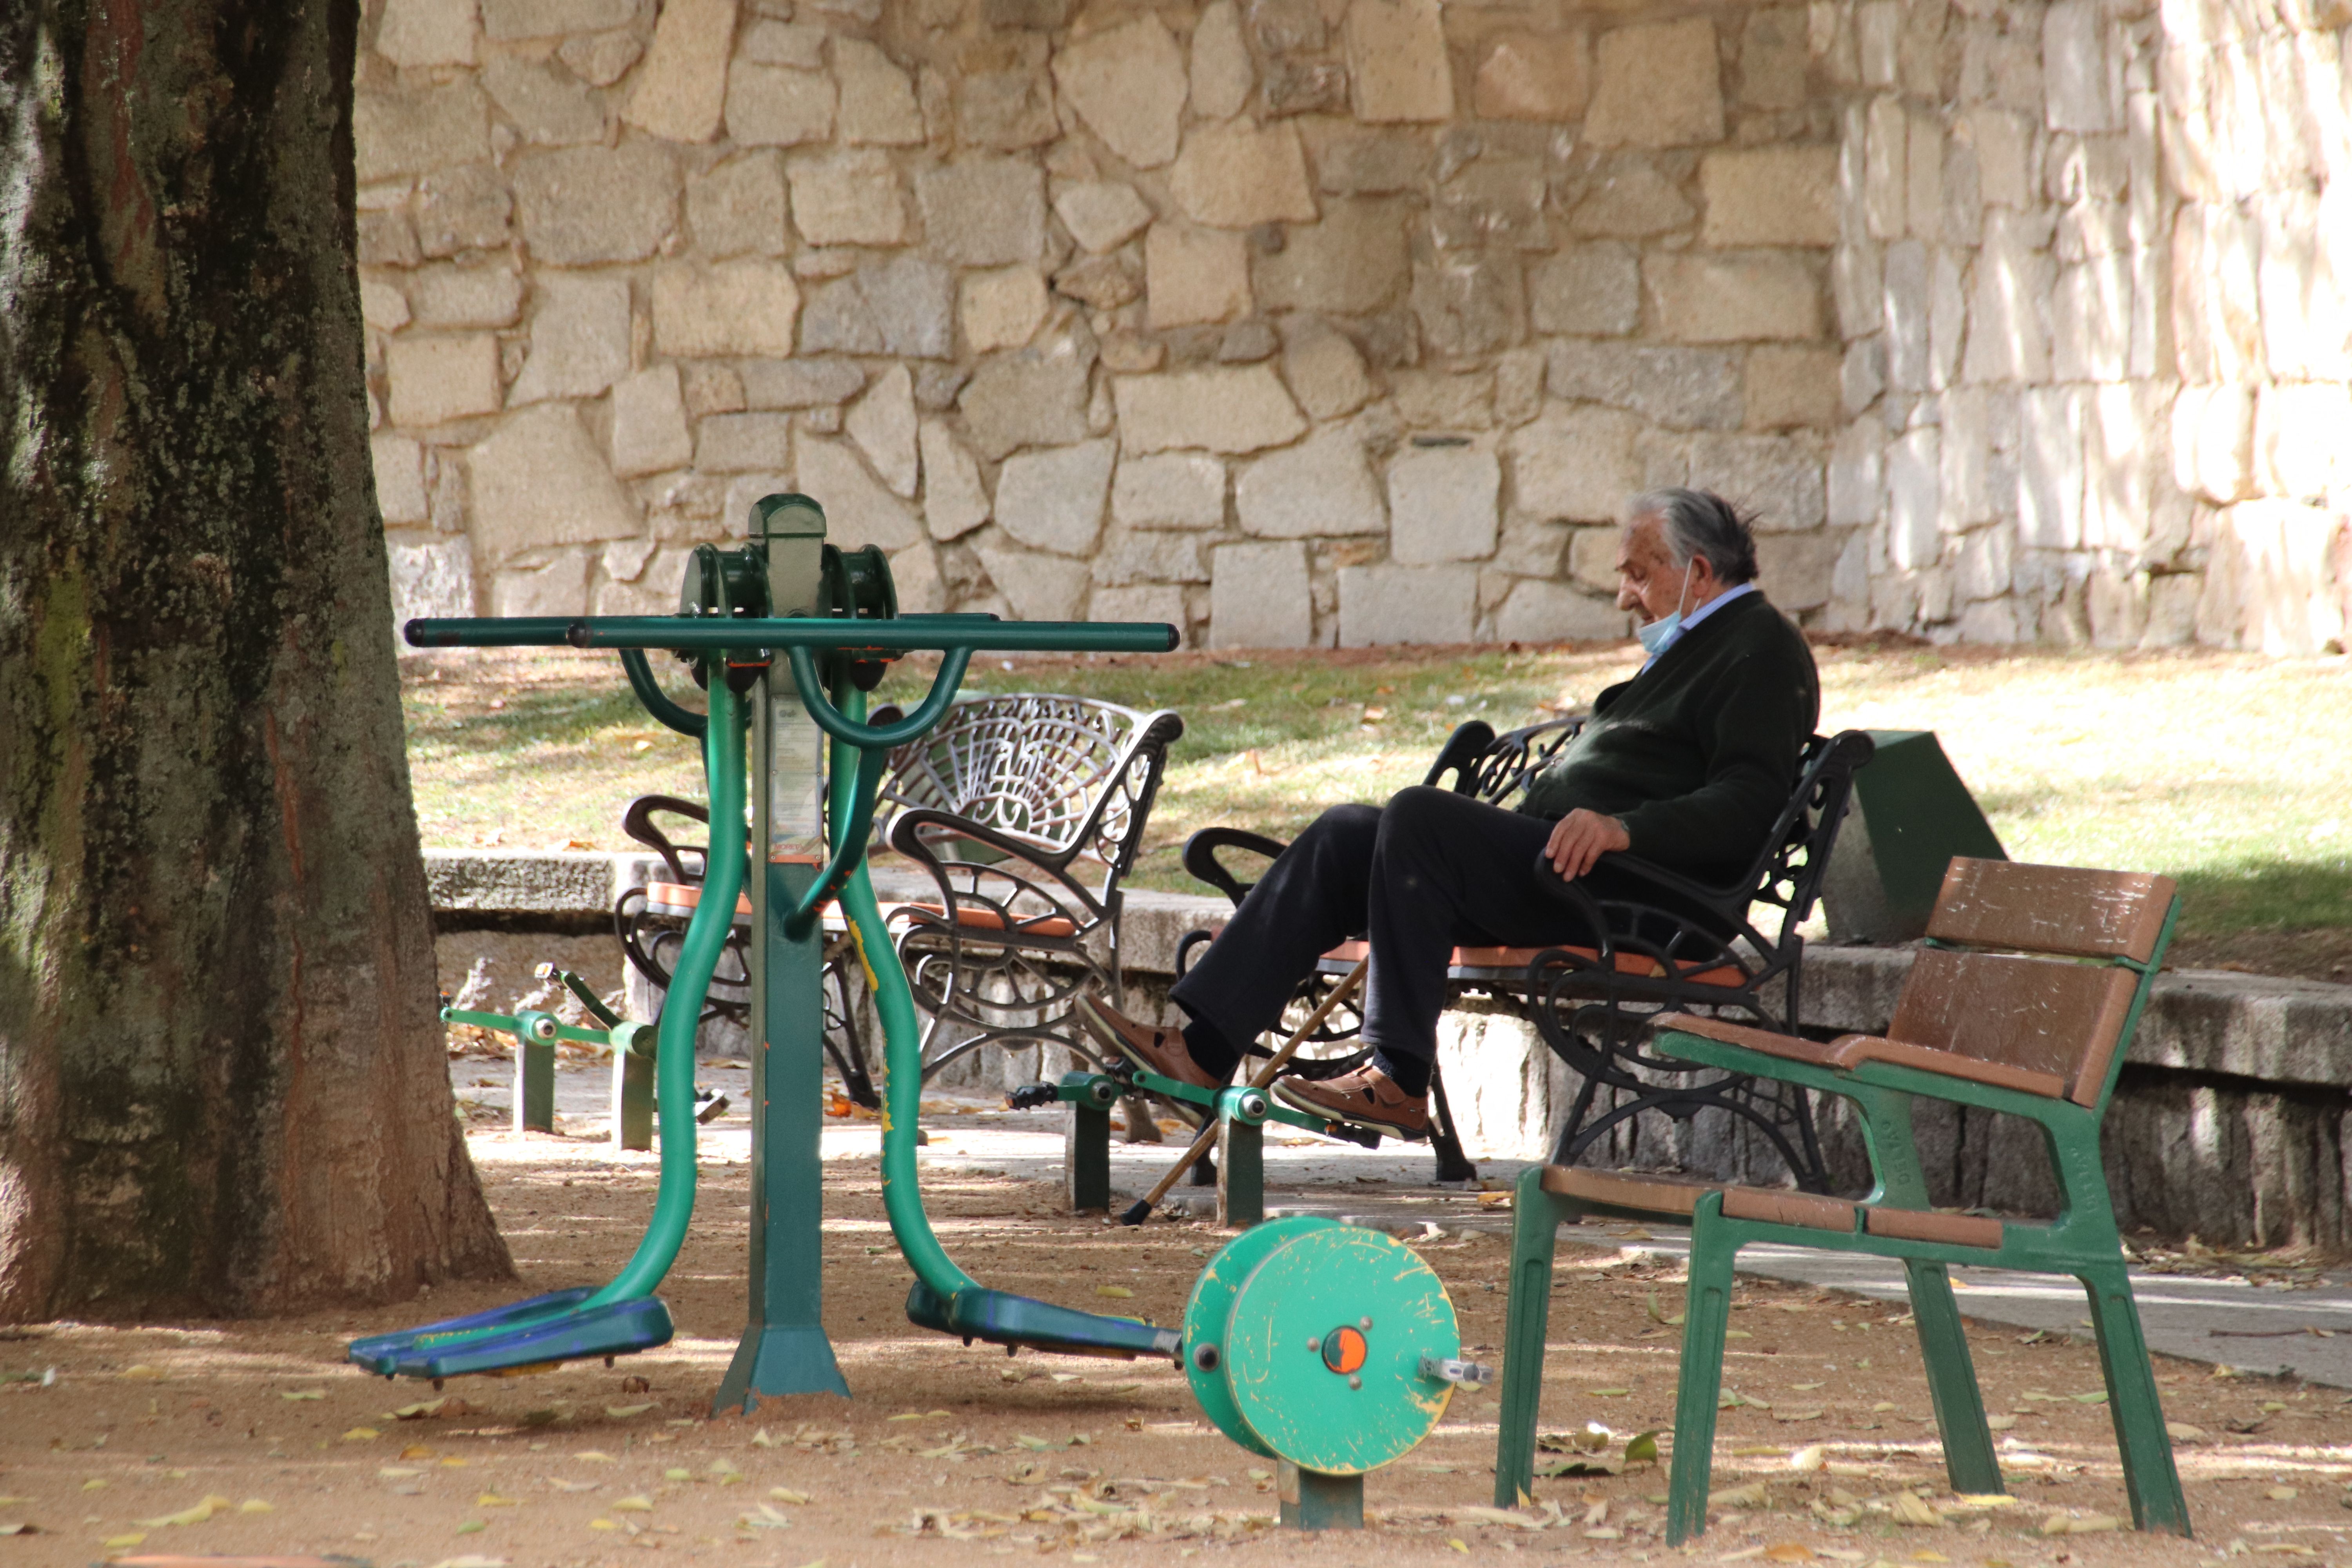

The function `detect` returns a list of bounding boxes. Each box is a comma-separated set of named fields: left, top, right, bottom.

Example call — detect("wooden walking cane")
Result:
left=1116, top=958, right=1370, bottom=1227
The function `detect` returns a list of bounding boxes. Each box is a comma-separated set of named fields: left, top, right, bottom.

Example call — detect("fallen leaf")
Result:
left=1588, top=1388, right=1632, bottom=1398
left=573, top=1450, right=617, bottom=1462
left=612, top=1494, right=655, bottom=1512
left=135, top=1493, right=233, bottom=1528
left=0, top=1525, right=33, bottom=1537
left=476, top=1492, right=522, bottom=1506
left=1711, top=1483, right=1769, bottom=1509
left=1095, top=1285, right=1133, bottom=1299
left=1887, top=1492, right=1942, bottom=1527
left=456, top=1518, right=486, bottom=1534
left=1984, top=1415, right=2017, bottom=1431
left=605, top=1403, right=654, bottom=1419
left=239, top=1500, right=274, bottom=1514
left=2167, top=1421, right=2206, bottom=1440
left=343, top=1426, right=381, bottom=1441
left=426, top=1557, right=508, bottom=1568
left=396, top=1397, right=450, bottom=1419
left=103, top=1533, right=147, bottom=1548
left=770, top=1488, right=811, bottom=1504
left=120, top=1364, right=165, bottom=1380
left=2267, top=1486, right=2301, bottom=1501
left=280, top=1389, right=325, bottom=1401
left=1763, top=1546, right=1815, bottom=1563
left=1789, top=1445, right=1826, bottom=1472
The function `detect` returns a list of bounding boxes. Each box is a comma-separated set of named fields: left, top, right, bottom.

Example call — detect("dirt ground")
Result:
left=8, top=1113, right=2351, bottom=1568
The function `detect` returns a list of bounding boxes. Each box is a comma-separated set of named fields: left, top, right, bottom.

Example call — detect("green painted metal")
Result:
left=1277, top=1462, right=1364, bottom=1530
left=1182, top=1216, right=1336, bottom=1459
left=1125, top=1065, right=1336, bottom=1138
left=512, top=1009, right=554, bottom=1134
left=1822, top=730, right=2007, bottom=941
left=1214, top=1086, right=1268, bottom=1230
left=611, top=1022, right=654, bottom=1152
left=1494, top=896, right=2190, bottom=1542
left=1061, top=1073, right=1116, bottom=1214
left=1210, top=1225, right=1460, bottom=1475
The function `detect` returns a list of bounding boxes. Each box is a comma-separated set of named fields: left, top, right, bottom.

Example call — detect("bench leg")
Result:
left=1904, top=1260, right=2002, bottom=1495
left=1666, top=1198, right=1736, bottom=1546
left=1064, top=1099, right=1110, bottom=1213
left=2079, top=1261, right=2191, bottom=1536
left=1493, top=1165, right=1566, bottom=1507
left=1428, top=1065, right=1477, bottom=1185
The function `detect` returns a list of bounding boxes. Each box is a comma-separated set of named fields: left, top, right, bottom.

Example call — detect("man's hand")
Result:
left=1544, top=809, right=1631, bottom=881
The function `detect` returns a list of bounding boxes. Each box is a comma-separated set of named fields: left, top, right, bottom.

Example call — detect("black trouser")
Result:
left=1171, top=786, right=1642, bottom=1074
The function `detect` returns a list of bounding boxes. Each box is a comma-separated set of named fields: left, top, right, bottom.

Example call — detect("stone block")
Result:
left=562, top=31, right=644, bottom=85
left=1190, top=0, right=1253, bottom=122
left=725, top=63, right=835, bottom=147
left=509, top=273, right=630, bottom=406
left=960, top=265, right=1047, bottom=353
left=2018, top=386, right=2085, bottom=548
left=415, top=163, right=512, bottom=258
left=1953, top=525, right=2014, bottom=604
left=512, top=143, right=678, bottom=264
left=375, top=0, right=476, bottom=67
left=1474, top=33, right=1589, bottom=121
left=846, top=365, right=919, bottom=498
left=975, top=540, right=1094, bottom=621
left=833, top=37, right=922, bottom=145
left=1281, top=325, right=1375, bottom=419
left=1683, top=431, right=1828, bottom=531
left=1567, top=158, right=1695, bottom=237
left=1566, top=524, right=1621, bottom=589
left=1433, top=158, right=1551, bottom=253
left=1546, top=341, right=1742, bottom=430
left=696, top=412, right=794, bottom=473
left=1054, top=253, right=1143, bottom=312
left=993, top=438, right=1118, bottom=556
left=1583, top=18, right=1724, bottom=148
left=793, top=436, right=921, bottom=551
left=2171, top=202, right=2263, bottom=385
left=1054, top=181, right=1153, bottom=254
left=1754, top=529, right=1842, bottom=611
left=743, top=359, right=866, bottom=410
left=1969, top=110, right=2031, bottom=209
left=1529, top=244, right=1639, bottom=336
left=1301, top=122, right=1433, bottom=194
left=483, top=55, right=606, bottom=146
left=1644, top=252, right=1822, bottom=343
left=1094, top=528, right=1211, bottom=585
left=653, top=260, right=800, bottom=358
left=689, top=150, right=788, bottom=257
left=623, top=0, right=734, bottom=143
left=1739, top=6, right=1807, bottom=108
left=1251, top=198, right=1409, bottom=315
left=1745, top=345, right=1840, bottom=429
left=354, top=81, right=491, bottom=183
left=1338, top=563, right=1477, bottom=646
left=1494, top=579, right=1627, bottom=642
left=468, top=404, right=639, bottom=561
left=1092, top=584, right=1189, bottom=628
left=611, top=365, right=694, bottom=478
left=1235, top=426, right=1385, bottom=537
left=1389, top=445, right=1501, bottom=564
left=1411, top=254, right=1527, bottom=358
left=1828, top=419, right=1883, bottom=527
left=492, top=551, right=590, bottom=618
left=959, top=338, right=1096, bottom=460
left=1345, top=0, right=1454, bottom=123
left=1885, top=426, right=1940, bottom=568
left=2171, top=382, right=2255, bottom=503
left=388, top=535, right=475, bottom=621
left=1863, top=94, right=1906, bottom=240
left=916, top=156, right=1046, bottom=265
left=2044, top=0, right=2116, bottom=133
left=919, top=419, right=991, bottom=539
left=1882, top=238, right=1930, bottom=392
left=373, top=433, right=429, bottom=524
left=1113, top=452, right=1226, bottom=529
left=786, top=149, right=905, bottom=247
left=1700, top=147, right=1838, bottom=247
left=1509, top=407, right=1641, bottom=523
left=2256, top=383, right=2352, bottom=500
left=1906, top=112, right=1945, bottom=242
left=1054, top=15, right=1187, bottom=168
left=386, top=333, right=501, bottom=428
left=1146, top=224, right=1252, bottom=328
left=405, top=263, right=521, bottom=329
left=481, top=0, right=632, bottom=39
left=1209, top=541, right=1312, bottom=648
left=358, top=210, right=422, bottom=269
left=2050, top=254, right=2131, bottom=382
left=1393, top=369, right=1494, bottom=430
left=1170, top=120, right=1318, bottom=229
left=1114, top=365, right=1306, bottom=454
left=1962, top=211, right=2054, bottom=383
left=857, top=255, right=954, bottom=358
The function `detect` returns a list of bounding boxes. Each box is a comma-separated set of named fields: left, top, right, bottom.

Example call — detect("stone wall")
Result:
left=359, top=0, right=2349, bottom=652
left=1818, top=0, right=2352, bottom=651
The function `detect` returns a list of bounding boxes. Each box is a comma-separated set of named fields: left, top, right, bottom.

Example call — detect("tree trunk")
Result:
left=0, top=0, right=511, bottom=1317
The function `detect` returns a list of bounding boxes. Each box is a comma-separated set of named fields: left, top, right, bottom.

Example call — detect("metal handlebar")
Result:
left=406, top=613, right=1179, bottom=657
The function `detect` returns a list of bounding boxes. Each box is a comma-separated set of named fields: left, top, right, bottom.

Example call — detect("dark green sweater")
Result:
left=1518, top=592, right=1820, bottom=885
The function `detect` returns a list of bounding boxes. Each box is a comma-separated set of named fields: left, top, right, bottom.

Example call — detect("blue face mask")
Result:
left=1635, top=561, right=1698, bottom=655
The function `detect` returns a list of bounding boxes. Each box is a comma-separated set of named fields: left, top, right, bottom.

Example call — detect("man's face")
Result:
left=1614, top=517, right=1691, bottom=619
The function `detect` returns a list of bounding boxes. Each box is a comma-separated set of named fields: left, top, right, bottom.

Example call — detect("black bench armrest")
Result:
left=1182, top=827, right=1290, bottom=907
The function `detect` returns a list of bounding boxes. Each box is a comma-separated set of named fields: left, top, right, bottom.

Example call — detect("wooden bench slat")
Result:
left=1887, top=949, right=2140, bottom=1106
left=1864, top=1207, right=2004, bottom=1249
left=1539, top=1167, right=1710, bottom=1215
left=1926, top=857, right=2176, bottom=962
left=1720, top=1188, right=1856, bottom=1232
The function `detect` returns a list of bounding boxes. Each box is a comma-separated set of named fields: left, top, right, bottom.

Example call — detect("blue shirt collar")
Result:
left=1638, top=581, right=1757, bottom=669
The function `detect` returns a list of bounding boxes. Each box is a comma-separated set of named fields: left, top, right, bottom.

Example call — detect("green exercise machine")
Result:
left=350, top=495, right=1487, bottom=1525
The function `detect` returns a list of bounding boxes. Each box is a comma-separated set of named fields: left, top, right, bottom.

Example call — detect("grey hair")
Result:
left=1629, top=488, right=1760, bottom=585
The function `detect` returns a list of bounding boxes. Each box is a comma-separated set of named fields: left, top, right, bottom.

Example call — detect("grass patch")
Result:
left=401, top=641, right=2352, bottom=958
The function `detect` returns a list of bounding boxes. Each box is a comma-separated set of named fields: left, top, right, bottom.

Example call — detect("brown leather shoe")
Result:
left=1075, top=994, right=1223, bottom=1094
left=1274, top=1066, right=1429, bottom=1141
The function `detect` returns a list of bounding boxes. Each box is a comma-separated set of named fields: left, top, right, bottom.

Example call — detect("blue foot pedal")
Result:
left=907, top=1283, right=1180, bottom=1360
left=349, top=1291, right=672, bottom=1380
left=349, top=1287, right=599, bottom=1375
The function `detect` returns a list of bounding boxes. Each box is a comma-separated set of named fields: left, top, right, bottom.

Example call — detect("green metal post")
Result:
left=1278, top=1462, right=1363, bottom=1530
left=1215, top=1086, right=1266, bottom=1230
left=513, top=1010, right=555, bottom=1133
left=2079, top=1260, right=2190, bottom=1534
left=1666, top=1193, right=1737, bottom=1546
left=1493, top=1165, right=1564, bottom=1508
left=610, top=1022, right=654, bottom=1152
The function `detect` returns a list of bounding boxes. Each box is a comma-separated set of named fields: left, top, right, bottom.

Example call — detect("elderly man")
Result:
left=1077, top=488, right=1820, bottom=1138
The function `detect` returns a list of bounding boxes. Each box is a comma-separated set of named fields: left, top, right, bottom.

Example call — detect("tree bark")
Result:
left=0, top=0, right=511, bottom=1317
